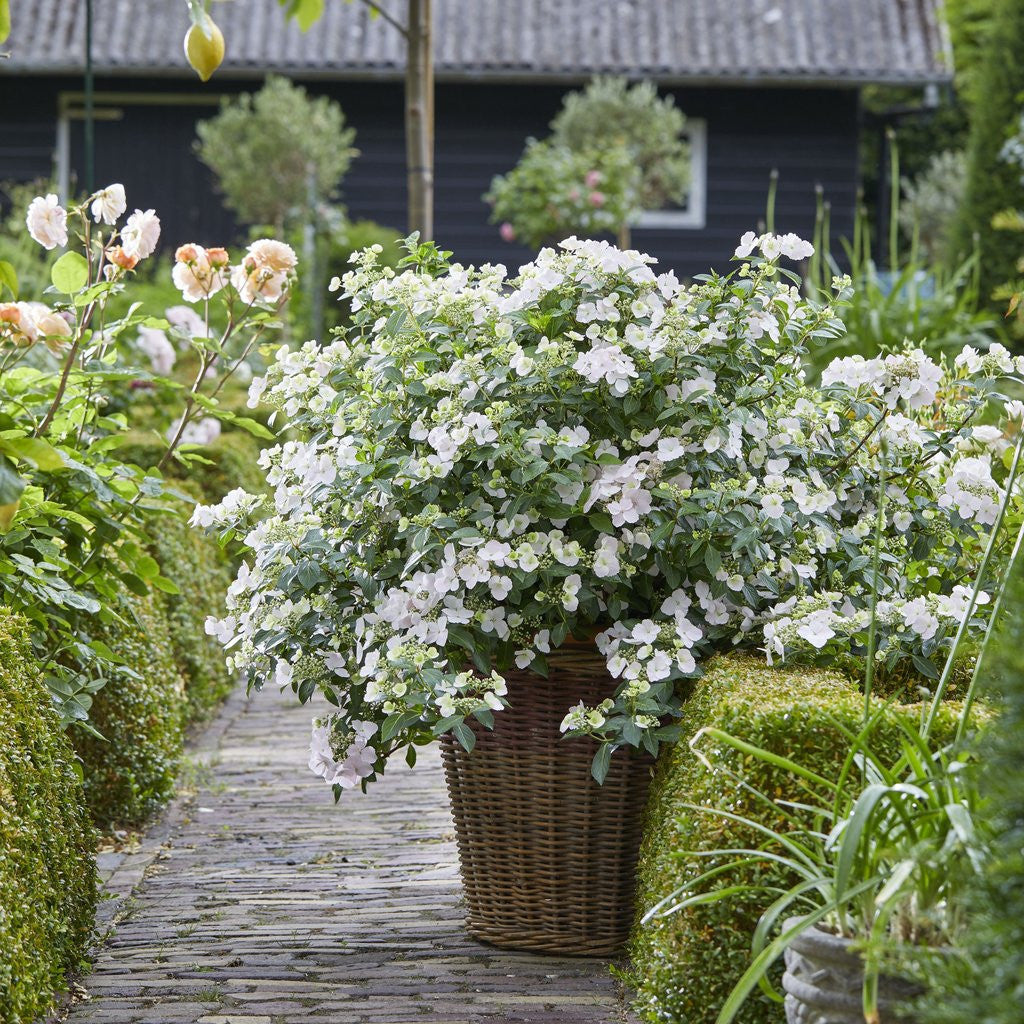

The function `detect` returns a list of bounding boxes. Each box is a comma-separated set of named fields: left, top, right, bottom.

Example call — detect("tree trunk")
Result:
left=405, top=0, right=434, bottom=239
left=617, top=222, right=632, bottom=250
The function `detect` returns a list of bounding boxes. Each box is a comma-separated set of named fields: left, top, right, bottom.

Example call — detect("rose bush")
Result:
left=197, top=232, right=1021, bottom=792
left=0, top=185, right=289, bottom=722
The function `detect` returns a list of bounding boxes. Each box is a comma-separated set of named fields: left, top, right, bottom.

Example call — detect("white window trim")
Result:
left=634, top=118, right=707, bottom=231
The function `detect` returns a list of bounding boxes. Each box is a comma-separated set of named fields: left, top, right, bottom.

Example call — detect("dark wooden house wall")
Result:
left=0, top=75, right=859, bottom=278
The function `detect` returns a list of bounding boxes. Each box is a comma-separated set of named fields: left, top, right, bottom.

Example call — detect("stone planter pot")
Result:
left=439, top=638, right=654, bottom=956
left=781, top=917, right=924, bottom=1024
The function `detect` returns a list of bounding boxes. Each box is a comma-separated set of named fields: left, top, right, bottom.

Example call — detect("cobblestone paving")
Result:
left=71, top=687, right=637, bottom=1024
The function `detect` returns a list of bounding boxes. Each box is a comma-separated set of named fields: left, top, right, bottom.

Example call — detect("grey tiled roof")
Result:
left=3, top=0, right=951, bottom=85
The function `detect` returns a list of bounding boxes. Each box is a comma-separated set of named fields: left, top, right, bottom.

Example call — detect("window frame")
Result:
left=633, top=118, right=707, bottom=232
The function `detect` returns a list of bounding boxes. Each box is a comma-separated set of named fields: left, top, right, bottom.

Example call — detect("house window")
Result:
left=634, top=118, right=707, bottom=231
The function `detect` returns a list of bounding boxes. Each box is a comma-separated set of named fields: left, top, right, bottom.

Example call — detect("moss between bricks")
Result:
left=73, top=591, right=187, bottom=829
left=629, top=654, right=963, bottom=1024
left=0, top=608, right=97, bottom=1024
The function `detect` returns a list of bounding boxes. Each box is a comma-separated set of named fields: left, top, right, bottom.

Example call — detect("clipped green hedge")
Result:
left=120, top=429, right=270, bottom=504
left=630, top=655, right=961, bottom=1024
left=145, top=489, right=235, bottom=721
left=73, top=592, right=187, bottom=828
left=0, top=608, right=97, bottom=1024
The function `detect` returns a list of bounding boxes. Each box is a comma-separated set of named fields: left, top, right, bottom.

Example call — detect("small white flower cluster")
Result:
left=197, top=231, right=1020, bottom=792
left=309, top=717, right=378, bottom=789
left=821, top=349, right=944, bottom=410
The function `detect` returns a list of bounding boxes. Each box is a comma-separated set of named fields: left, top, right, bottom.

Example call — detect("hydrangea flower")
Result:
left=195, top=232, right=1022, bottom=790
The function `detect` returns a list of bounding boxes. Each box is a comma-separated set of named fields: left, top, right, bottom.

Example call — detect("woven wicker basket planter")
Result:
left=439, top=640, right=654, bottom=957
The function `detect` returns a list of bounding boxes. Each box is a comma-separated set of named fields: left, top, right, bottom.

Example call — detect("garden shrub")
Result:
left=0, top=608, right=97, bottom=1023
left=119, top=428, right=269, bottom=504
left=146, top=488, right=235, bottom=721
left=629, top=654, right=963, bottom=1024
left=950, top=0, right=1024, bottom=300
left=73, top=592, right=187, bottom=828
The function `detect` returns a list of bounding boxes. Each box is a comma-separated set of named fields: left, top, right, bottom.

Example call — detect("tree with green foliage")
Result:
left=488, top=77, right=690, bottom=250
left=196, top=75, right=357, bottom=234
left=949, top=0, right=1024, bottom=301
left=551, top=77, right=689, bottom=221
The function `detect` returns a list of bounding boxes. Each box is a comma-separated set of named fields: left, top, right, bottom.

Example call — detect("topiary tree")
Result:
left=487, top=77, right=690, bottom=250
left=949, top=0, right=1024, bottom=301
left=550, top=77, right=689, bottom=217
left=196, top=74, right=358, bottom=234
left=899, top=149, right=968, bottom=265
left=485, top=137, right=642, bottom=251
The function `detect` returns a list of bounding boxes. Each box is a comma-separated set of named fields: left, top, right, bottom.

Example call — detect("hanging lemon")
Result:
left=184, top=18, right=225, bottom=82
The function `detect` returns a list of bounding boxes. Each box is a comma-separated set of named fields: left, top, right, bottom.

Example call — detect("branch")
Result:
left=356, top=0, right=408, bottom=36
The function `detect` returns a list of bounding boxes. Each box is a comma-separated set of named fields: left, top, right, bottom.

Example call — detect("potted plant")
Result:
left=198, top=229, right=1018, bottom=955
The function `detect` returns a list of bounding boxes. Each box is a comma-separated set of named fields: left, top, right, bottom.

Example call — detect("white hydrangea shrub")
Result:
left=198, top=233, right=1021, bottom=792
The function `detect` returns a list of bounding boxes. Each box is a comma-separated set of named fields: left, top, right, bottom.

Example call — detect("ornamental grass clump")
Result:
left=198, top=231, right=1023, bottom=795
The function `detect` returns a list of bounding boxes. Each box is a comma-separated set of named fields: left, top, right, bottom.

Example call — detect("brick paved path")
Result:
left=71, top=687, right=636, bottom=1024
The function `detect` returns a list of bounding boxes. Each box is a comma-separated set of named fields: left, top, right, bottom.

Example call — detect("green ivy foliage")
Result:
left=73, top=592, right=186, bottom=828
left=146, top=488, right=235, bottom=721
left=629, top=655, right=962, bottom=1024
left=0, top=608, right=97, bottom=1023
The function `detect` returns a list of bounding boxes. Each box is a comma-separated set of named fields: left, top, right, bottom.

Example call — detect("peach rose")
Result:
left=106, top=245, right=140, bottom=270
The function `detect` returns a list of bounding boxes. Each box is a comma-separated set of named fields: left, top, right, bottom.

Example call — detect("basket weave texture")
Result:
left=440, top=639, right=654, bottom=956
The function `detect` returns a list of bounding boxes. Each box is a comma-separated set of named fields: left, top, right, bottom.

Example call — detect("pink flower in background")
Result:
left=568, top=187, right=581, bottom=202
left=26, top=194, right=68, bottom=250
left=499, top=221, right=516, bottom=243
left=588, top=191, right=606, bottom=207
left=136, top=326, right=176, bottom=375
left=584, top=169, right=602, bottom=188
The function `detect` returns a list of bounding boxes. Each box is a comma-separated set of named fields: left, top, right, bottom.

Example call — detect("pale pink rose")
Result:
left=121, top=208, right=161, bottom=260
left=172, top=243, right=226, bottom=302
left=165, top=304, right=211, bottom=340
left=26, top=194, right=68, bottom=250
left=34, top=307, right=73, bottom=353
left=90, top=183, right=126, bottom=225
left=137, top=326, right=176, bottom=375
left=499, top=221, right=516, bottom=243
left=588, top=190, right=605, bottom=207
left=584, top=170, right=602, bottom=188
left=0, top=302, right=39, bottom=345
left=246, top=238, right=297, bottom=273
left=33, top=308, right=72, bottom=339
left=231, top=262, right=287, bottom=306
left=105, top=245, right=139, bottom=270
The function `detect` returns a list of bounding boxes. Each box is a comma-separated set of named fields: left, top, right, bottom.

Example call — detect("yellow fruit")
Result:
left=184, top=19, right=225, bottom=83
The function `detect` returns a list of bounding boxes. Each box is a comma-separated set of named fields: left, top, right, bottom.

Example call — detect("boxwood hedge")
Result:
left=146, top=489, right=235, bottom=721
left=73, top=592, right=187, bottom=828
left=630, top=654, right=962, bottom=1024
left=0, top=608, right=97, bottom=1023
left=119, top=429, right=270, bottom=503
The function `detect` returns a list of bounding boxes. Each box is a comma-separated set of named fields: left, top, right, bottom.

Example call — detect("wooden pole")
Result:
left=404, top=0, right=434, bottom=238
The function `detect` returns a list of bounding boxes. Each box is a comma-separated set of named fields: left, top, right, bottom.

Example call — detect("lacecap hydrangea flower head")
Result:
left=197, top=232, right=1022, bottom=791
